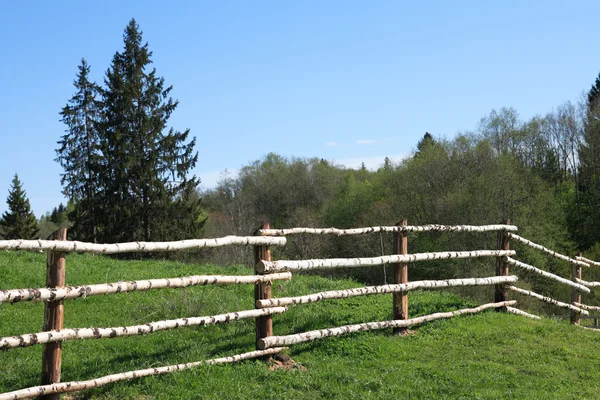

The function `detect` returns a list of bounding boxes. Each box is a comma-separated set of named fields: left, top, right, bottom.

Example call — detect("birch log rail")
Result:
left=505, top=257, right=590, bottom=293
left=0, top=307, right=287, bottom=350
left=0, top=348, right=286, bottom=400
left=257, top=301, right=516, bottom=349
left=576, top=256, right=600, bottom=267
left=505, top=307, right=542, bottom=320
left=256, top=276, right=519, bottom=308
left=0, top=272, right=292, bottom=304
left=507, top=233, right=589, bottom=267
left=0, top=236, right=286, bottom=254
left=257, top=250, right=516, bottom=273
left=574, top=278, right=600, bottom=288
left=573, top=302, right=600, bottom=312
left=506, top=286, right=589, bottom=315
left=259, top=224, right=518, bottom=236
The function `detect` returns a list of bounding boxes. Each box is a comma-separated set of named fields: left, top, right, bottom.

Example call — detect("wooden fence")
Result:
left=0, top=222, right=598, bottom=399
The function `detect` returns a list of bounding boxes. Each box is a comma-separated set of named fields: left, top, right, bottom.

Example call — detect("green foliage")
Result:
left=0, top=174, right=38, bottom=239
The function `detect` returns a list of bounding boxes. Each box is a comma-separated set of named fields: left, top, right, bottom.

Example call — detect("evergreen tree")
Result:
left=98, top=19, right=199, bottom=242
left=56, top=58, right=103, bottom=242
left=0, top=174, right=39, bottom=239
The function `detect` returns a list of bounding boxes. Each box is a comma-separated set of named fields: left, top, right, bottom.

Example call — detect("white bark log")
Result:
left=257, top=250, right=516, bottom=273
left=505, top=307, right=542, bottom=320
left=0, top=272, right=292, bottom=304
left=258, top=301, right=516, bottom=349
left=579, top=326, right=600, bottom=332
left=507, top=233, right=589, bottom=267
left=0, top=347, right=286, bottom=400
left=506, top=286, right=589, bottom=315
left=256, top=276, right=518, bottom=308
left=0, top=307, right=287, bottom=350
left=576, top=256, right=600, bottom=267
left=573, top=302, right=600, bottom=311
left=259, top=224, right=518, bottom=236
left=574, top=278, right=600, bottom=288
left=505, top=257, right=590, bottom=293
left=0, top=235, right=286, bottom=254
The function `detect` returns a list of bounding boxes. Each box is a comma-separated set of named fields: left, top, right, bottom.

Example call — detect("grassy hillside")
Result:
left=1, top=252, right=600, bottom=399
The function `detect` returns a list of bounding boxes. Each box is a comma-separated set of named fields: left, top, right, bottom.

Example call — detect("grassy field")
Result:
left=1, top=251, right=600, bottom=399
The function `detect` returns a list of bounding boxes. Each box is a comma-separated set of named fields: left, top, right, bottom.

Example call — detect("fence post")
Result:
left=494, top=219, right=510, bottom=309
left=571, top=252, right=582, bottom=325
left=254, top=222, right=273, bottom=358
left=393, top=219, right=408, bottom=335
left=41, top=227, right=67, bottom=400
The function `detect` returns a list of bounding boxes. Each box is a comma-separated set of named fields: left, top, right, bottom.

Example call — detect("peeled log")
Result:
left=0, top=272, right=292, bottom=304
left=257, top=250, right=516, bottom=273
left=505, top=307, right=542, bottom=320
left=258, top=301, right=516, bottom=349
left=506, top=286, right=589, bottom=315
left=0, top=347, right=286, bottom=400
left=574, top=278, right=600, bottom=288
left=0, top=307, right=287, bottom=350
left=505, top=257, right=590, bottom=293
left=507, top=234, right=589, bottom=267
left=259, top=224, right=518, bottom=236
left=576, top=256, right=600, bottom=267
left=0, top=236, right=286, bottom=254
left=256, top=276, right=519, bottom=308
left=573, top=302, right=600, bottom=312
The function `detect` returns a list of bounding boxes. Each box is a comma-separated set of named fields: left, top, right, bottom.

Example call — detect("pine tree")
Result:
left=98, top=19, right=199, bottom=243
left=56, top=58, right=103, bottom=242
left=0, top=174, right=39, bottom=239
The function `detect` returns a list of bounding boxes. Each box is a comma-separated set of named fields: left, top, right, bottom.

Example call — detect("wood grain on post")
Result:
left=41, top=227, right=67, bottom=400
left=254, top=222, right=273, bottom=356
left=571, top=253, right=583, bottom=325
left=495, top=219, right=510, bottom=308
left=393, top=219, right=408, bottom=334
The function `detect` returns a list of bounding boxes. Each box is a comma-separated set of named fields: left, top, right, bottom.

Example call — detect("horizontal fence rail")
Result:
left=505, top=307, right=542, bottom=320
left=506, top=286, right=589, bottom=315
left=258, top=301, right=516, bottom=349
left=0, top=235, right=286, bottom=254
left=0, top=348, right=286, bottom=400
left=256, top=276, right=519, bottom=308
left=0, top=272, right=292, bottom=304
left=505, top=257, right=590, bottom=293
left=0, top=307, right=287, bottom=350
left=576, top=256, right=600, bottom=267
left=257, top=250, right=516, bottom=273
left=507, top=233, right=589, bottom=267
left=259, top=224, right=518, bottom=236
left=574, top=278, right=600, bottom=288
left=574, top=302, right=600, bottom=312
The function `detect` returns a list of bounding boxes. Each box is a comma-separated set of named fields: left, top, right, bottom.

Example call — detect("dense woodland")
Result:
left=2, top=20, right=600, bottom=308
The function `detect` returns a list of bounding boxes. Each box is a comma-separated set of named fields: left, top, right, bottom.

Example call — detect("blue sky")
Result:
left=1, top=1, right=600, bottom=216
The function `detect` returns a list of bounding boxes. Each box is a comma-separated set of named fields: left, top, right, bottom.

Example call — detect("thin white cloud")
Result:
left=325, top=141, right=337, bottom=147
left=356, top=139, right=376, bottom=145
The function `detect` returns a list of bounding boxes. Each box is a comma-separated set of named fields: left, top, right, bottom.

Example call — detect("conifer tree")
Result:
left=99, top=19, right=199, bottom=242
left=56, top=58, right=103, bottom=242
left=0, top=174, right=39, bottom=239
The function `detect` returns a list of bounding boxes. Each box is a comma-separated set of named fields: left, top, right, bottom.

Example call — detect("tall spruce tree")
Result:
left=56, top=58, right=103, bottom=242
left=0, top=174, right=39, bottom=239
left=99, top=19, right=200, bottom=243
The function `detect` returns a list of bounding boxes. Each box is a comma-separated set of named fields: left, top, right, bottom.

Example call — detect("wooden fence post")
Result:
left=495, top=219, right=510, bottom=309
left=571, top=252, right=582, bottom=325
left=393, top=219, right=408, bottom=335
left=41, top=227, right=67, bottom=400
left=254, top=222, right=273, bottom=357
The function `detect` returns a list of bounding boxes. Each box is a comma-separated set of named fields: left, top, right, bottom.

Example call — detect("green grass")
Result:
left=2, top=252, right=600, bottom=399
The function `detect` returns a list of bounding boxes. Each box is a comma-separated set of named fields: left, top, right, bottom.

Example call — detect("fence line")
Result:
left=256, top=276, right=519, bottom=308
left=573, top=302, right=600, bottom=311
left=257, top=250, right=516, bottom=273
left=258, top=301, right=516, bottom=349
left=506, top=286, right=589, bottom=314
left=0, top=307, right=287, bottom=350
left=507, top=233, right=589, bottom=267
left=0, top=348, right=286, bottom=400
left=505, top=257, right=590, bottom=293
left=0, top=236, right=286, bottom=254
left=505, top=307, right=542, bottom=320
left=576, top=256, right=600, bottom=267
left=0, top=272, right=292, bottom=304
left=574, top=278, right=600, bottom=288
left=259, top=224, right=518, bottom=236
